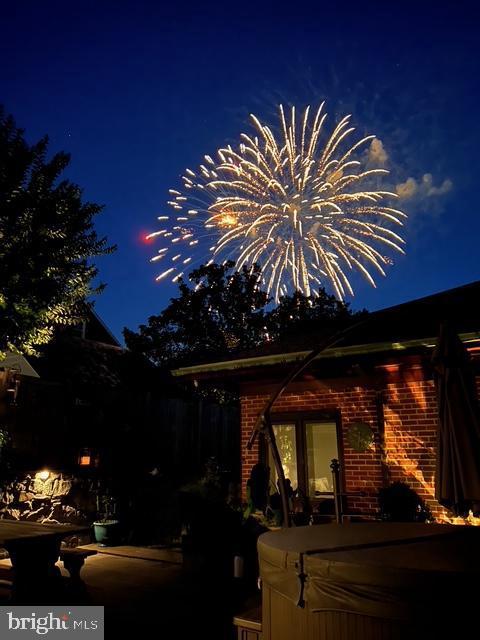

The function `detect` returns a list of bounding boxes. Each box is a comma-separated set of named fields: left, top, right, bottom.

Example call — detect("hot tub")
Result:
left=258, top=522, right=479, bottom=639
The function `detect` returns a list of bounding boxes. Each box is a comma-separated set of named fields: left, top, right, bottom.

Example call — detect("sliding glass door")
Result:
left=267, top=412, right=341, bottom=499
left=268, top=423, right=298, bottom=493
left=305, top=421, right=338, bottom=496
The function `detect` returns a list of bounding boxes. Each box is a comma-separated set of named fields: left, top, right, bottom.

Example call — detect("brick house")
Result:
left=172, top=281, right=480, bottom=522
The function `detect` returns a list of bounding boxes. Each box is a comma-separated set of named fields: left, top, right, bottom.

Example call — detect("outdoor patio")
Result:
left=0, top=545, right=238, bottom=639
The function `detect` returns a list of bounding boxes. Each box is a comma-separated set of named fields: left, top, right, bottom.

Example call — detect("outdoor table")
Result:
left=0, top=520, right=90, bottom=603
left=258, top=522, right=480, bottom=639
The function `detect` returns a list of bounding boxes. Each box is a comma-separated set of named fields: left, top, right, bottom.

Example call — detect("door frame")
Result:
left=262, top=409, right=345, bottom=499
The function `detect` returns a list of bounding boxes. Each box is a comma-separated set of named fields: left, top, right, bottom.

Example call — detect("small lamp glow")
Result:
left=36, top=470, right=50, bottom=481
left=78, top=448, right=92, bottom=466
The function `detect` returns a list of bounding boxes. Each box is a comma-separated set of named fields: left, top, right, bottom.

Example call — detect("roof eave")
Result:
left=171, top=332, right=480, bottom=378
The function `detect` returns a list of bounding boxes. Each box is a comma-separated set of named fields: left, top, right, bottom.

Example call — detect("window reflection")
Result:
left=306, top=422, right=338, bottom=496
left=268, top=423, right=298, bottom=491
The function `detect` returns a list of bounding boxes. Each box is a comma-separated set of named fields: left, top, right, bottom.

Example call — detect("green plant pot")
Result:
left=93, top=520, right=120, bottom=546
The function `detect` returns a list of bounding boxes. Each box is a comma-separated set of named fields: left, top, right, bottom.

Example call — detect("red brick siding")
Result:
left=240, top=377, right=480, bottom=521
left=383, top=380, right=445, bottom=519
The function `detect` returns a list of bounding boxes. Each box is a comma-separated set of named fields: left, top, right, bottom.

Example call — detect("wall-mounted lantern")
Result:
left=78, top=448, right=99, bottom=467
left=78, top=448, right=92, bottom=467
left=6, top=368, right=21, bottom=405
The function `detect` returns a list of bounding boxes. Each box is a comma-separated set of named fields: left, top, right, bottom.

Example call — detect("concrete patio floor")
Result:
left=0, top=546, right=239, bottom=639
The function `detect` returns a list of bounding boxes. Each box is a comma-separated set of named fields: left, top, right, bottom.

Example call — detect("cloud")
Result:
left=366, top=138, right=388, bottom=166
left=422, top=173, right=453, bottom=197
left=396, top=177, right=418, bottom=199
left=395, top=173, right=453, bottom=201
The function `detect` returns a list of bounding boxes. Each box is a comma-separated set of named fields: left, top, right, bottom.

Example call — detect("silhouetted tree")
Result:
left=124, top=261, right=269, bottom=366
left=124, top=261, right=363, bottom=367
left=266, top=288, right=363, bottom=340
left=0, top=107, right=114, bottom=355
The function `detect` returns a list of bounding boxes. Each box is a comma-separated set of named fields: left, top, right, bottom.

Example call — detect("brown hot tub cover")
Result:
left=258, top=523, right=479, bottom=622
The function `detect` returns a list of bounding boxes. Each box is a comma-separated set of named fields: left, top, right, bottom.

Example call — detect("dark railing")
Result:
left=330, top=458, right=375, bottom=524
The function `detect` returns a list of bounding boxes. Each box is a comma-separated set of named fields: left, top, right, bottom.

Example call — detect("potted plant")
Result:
left=93, top=494, right=120, bottom=546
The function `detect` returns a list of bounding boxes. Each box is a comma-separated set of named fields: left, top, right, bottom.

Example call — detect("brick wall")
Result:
left=239, top=376, right=474, bottom=521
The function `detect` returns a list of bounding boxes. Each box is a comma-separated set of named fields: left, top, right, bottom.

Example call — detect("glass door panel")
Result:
left=268, top=423, right=298, bottom=492
left=305, top=422, right=338, bottom=497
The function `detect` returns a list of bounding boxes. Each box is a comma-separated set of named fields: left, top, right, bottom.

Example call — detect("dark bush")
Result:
left=378, top=481, right=434, bottom=522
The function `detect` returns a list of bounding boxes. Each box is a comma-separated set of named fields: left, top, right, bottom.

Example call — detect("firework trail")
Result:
left=148, top=103, right=406, bottom=300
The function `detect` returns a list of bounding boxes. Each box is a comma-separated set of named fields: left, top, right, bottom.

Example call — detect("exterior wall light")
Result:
left=78, top=448, right=96, bottom=466
left=6, top=368, right=21, bottom=405
left=79, top=453, right=91, bottom=466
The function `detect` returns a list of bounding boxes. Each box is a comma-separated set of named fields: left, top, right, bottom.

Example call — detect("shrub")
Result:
left=378, top=482, right=434, bottom=522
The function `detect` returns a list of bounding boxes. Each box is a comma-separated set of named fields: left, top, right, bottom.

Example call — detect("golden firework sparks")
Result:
left=148, top=104, right=406, bottom=299
left=216, top=212, right=238, bottom=228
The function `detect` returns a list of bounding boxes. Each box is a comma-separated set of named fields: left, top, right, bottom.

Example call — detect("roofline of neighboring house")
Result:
left=0, top=352, right=41, bottom=378
left=171, top=331, right=480, bottom=378
left=87, top=307, right=121, bottom=347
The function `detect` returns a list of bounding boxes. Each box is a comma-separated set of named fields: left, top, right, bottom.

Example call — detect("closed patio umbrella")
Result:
left=433, top=323, right=480, bottom=516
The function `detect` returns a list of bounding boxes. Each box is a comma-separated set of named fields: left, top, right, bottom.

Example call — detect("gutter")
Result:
left=171, top=331, right=480, bottom=377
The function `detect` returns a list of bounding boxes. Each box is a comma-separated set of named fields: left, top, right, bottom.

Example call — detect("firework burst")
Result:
left=148, top=103, right=406, bottom=300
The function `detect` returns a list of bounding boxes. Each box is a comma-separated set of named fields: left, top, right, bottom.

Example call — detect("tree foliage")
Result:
left=0, top=107, right=114, bottom=354
left=124, top=261, right=363, bottom=367
left=124, top=261, right=269, bottom=366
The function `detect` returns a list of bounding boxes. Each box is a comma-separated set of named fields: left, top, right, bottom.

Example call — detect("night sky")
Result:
left=2, top=1, right=480, bottom=341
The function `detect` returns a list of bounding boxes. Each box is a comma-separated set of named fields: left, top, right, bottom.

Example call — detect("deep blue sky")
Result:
left=2, top=1, right=480, bottom=341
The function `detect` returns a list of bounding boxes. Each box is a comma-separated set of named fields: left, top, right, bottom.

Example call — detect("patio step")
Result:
left=233, top=604, right=262, bottom=640
left=78, top=544, right=182, bottom=565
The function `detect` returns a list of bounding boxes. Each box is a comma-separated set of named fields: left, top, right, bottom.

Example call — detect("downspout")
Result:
left=375, top=390, right=390, bottom=487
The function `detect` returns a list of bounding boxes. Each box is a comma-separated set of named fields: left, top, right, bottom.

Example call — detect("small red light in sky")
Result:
left=140, top=231, right=154, bottom=245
